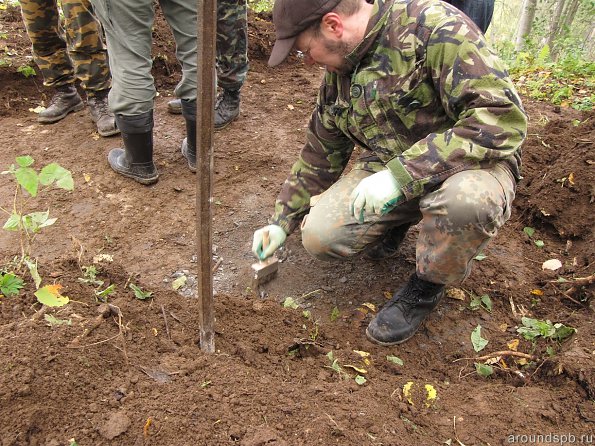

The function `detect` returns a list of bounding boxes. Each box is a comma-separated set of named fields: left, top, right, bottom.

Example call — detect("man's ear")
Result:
left=320, top=12, right=344, bottom=39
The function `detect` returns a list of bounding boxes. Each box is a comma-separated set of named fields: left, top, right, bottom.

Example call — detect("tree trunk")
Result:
left=515, top=0, right=538, bottom=51
left=560, top=0, right=580, bottom=32
left=546, top=0, right=566, bottom=49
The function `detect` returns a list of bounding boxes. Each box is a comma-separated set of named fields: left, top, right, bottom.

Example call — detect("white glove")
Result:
left=349, top=170, right=404, bottom=223
left=252, top=224, right=287, bottom=260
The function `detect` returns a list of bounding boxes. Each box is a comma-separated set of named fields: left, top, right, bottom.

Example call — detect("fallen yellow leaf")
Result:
left=507, top=339, right=520, bottom=351
left=361, top=302, right=377, bottom=312
left=530, top=289, right=544, bottom=296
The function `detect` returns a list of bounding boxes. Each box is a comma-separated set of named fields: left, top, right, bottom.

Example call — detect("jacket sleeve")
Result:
left=385, top=17, right=527, bottom=200
left=270, top=84, right=354, bottom=234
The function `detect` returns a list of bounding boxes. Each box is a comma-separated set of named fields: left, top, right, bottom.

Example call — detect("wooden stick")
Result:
left=453, top=350, right=537, bottom=362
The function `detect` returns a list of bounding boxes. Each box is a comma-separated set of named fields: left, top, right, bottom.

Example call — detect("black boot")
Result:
left=364, top=223, right=412, bottom=260
left=108, top=112, right=159, bottom=185
left=180, top=99, right=197, bottom=172
left=366, top=274, right=445, bottom=346
left=214, top=89, right=240, bottom=130
left=38, top=84, right=84, bottom=124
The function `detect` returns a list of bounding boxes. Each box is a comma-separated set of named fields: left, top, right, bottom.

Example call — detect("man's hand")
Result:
left=349, top=170, right=404, bottom=223
left=252, top=224, right=287, bottom=260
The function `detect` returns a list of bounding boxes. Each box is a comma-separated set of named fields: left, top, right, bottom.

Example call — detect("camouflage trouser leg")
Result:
left=91, top=0, right=196, bottom=115
left=61, top=0, right=110, bottom=95
left=301, top=163, right=515, bottom=285
left=216, top=0, right=248, bottom=91
left=19, top=0, right=75, bottom=87
left=19, top=0, right=110, bottom=94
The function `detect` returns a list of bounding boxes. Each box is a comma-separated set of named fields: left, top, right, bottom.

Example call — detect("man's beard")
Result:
left=321, top=36, right=357, bottom=74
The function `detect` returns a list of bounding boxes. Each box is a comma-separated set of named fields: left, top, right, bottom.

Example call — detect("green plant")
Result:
left=247, top=0, right=273, bottom=13
left=17, top=64, right=36, bottom=78
left=130, top=283, right=152, bottom=300
left=517, top=317, right=576, bottom=342
left=469, top=293, right=492, bottom=312
left=0, top=272, right=24, bottom=297
left=1, top=156, right=73, bottom=286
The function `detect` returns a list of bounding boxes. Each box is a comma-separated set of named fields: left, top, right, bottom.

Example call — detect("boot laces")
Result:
left=385, top=279, right=422, bottom=310
left=89, top=95, right=109, bottom=117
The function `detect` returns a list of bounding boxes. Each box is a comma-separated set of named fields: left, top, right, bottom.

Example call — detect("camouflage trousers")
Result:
left=301, top=163, right=516, bottom=285
left=19, top=0, right=110, bottom=95
left=217, top=0, right=249, bottom=91
left=90, top=0, right=196, bottom=115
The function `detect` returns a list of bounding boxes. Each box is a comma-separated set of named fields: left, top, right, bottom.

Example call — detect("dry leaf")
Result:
left=446, top=288, right=466, bottom=300
left=542, top=259, right=562, bottom=271
left=507, top=339, right=520, bottom=351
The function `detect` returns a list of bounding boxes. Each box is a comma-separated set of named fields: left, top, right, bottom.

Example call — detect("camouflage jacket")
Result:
left=271, top=0, right=527, bottom=234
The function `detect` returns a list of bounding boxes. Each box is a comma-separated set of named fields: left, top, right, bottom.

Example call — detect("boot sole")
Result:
left=111, top=167, right=159, bottom=185
left=98, top=127, right=121, bottom=137
left=38, top=101, right=85, bottom=124
left=365, top=322, right=422, bottom=346
left=214, top=112, right=239, bottom=131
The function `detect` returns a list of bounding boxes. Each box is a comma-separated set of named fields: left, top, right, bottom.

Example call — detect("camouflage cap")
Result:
left=269, top=0, right=342, bottom=67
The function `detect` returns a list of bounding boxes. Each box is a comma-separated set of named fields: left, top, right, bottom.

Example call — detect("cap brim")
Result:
left=268, top=36, right=297, bottom=67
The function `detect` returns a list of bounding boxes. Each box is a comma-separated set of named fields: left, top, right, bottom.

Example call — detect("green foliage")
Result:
left=0, top=272, right=24, bottom=297
left=130, top=283, right=152, bottom=300
left=474, top=362, right=494, bottom=378
left=471, top=325, right=489, bottom=352
left=1, top=157, right=74, bottom=289
left=469, top=294, right=492, bottom=312
left=247, top=0, right=273, bottom=13
left=17, top=64, right=36, bottom=78
left=517, top=317, right=576, bottom=342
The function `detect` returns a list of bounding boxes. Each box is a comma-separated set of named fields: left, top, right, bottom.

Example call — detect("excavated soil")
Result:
left=0, top=6, right=593, bottom=446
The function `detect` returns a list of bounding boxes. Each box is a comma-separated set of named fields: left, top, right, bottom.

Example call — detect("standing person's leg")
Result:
left=19, top=0, right=84, bottom=123
left=61, top=0, right=118, bottom=136
left=160, top=0, right=197, bottom=172
left=367, top=163, right=516, bottom=345
left=91, top=0, right=158, bottom=184
left=214, top=0, right=249, bottom=129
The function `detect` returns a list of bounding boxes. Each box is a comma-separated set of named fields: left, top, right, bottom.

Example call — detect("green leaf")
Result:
left=480, top=294, right=492, bottom=312
left=130, top=283, right=152, bottom=300
left=473, top=253, right=487, bottom=261
left=44, top=314, right=72, bottom=326
left=552, top=323, right=576, bottom=341
left=24, top=257, right=42, bottom=289
left=282, top=296, right=299, bottom=309
left=523, top=226, right=535, bottom=238
left=534, top=240, right=545, bottom=248
left=39, top=163, right=74, bottom=190
left=3, top=213, right=20, bottom=231
left=95, top=284, right=116, bottom=299
left=469, top=294, right=492, bottom=312
left=474, top=362, right=493, bottom=378
left=171, top=275, right=187, bottom=290
left=15, top=156, right=34, bottom=167
left=15, top=166, right=39, bottom=197
left=330, top=306, right=340, bottom=322
left=517, top=317, right=576, bottom=342
left=386, top=355, right=403, bottom=366
left=22, top=211, right=56, bottom=233
left=471, top=325, right=488, bottom=352
left=354, top=375, right=367, bottom=385
left=35, top=285, right=69, bottom=307
left=0, top=272, right=24, bottom=296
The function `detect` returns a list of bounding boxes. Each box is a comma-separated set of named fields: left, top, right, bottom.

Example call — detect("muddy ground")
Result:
left=0, top=5, right=593, bottom=446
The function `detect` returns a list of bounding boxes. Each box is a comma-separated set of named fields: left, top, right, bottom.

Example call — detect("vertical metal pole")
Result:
left=196, top=0, right=217, bottom=352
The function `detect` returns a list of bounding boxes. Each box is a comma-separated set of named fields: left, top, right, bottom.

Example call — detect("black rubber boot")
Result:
left=366, top=274, right=445, bottom=346
left=180, top=99, right=197, bottom=172
left=167, top=98, right=182, bottom=114
left=364, top=223, right=412, bottom=260
left=214, top=89, right=240, bottom=130
left=38, top=84, right=84, bottom=124
left=108, top=112, right=158, bottom=185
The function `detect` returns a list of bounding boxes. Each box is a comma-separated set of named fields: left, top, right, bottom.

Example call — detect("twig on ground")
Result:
left=453, top=350, right=537, bottom=363
left=212, top=258, right=223, bottom=273
left=453, top=416, right=466, bottom=446
left=161, top=304, right=171, bottom=340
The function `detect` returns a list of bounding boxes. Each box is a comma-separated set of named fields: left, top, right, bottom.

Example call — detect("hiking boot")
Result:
left=364, top=223, right=412, bottom=260
left=366, top=274, right=445, bottom=346
left=214, top=89, right=240, bottom=130
left=180, top=99, right=197, bottom=172
left=88, top=91, right=119, bottom=137
left=38, top=84, right=84, bottom=124
left=167, top=98, right=182, bottom=114
left=108, top=112, right=158, bottom=185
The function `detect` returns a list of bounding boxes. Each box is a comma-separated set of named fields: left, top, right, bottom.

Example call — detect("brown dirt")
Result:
left=1, top=6, right=594, bottom=446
